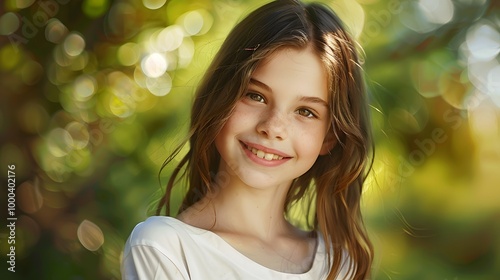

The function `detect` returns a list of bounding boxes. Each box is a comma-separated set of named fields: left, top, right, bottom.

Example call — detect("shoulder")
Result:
left=126, top=216, right=202, bottom=252
left=122, top=217, right=194, bottom=279
left=123, top=216, right=248, bottom=279
left=128, top=216, right=178, bottom=244
left=124, top=216, right=207, bottom=264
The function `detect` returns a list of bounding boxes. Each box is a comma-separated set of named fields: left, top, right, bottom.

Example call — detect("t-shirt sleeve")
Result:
left=122, top=244, right=188, bottom=280
left=121, top=218, right=192, bottom=280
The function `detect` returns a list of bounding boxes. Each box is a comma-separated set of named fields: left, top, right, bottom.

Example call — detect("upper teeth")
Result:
left=249, top=147, right=284, bottom=161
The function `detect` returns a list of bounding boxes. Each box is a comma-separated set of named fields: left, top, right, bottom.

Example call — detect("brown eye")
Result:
left=296, top=108, right=316, bottom=118
left=246, top=92, right=265, bottom=103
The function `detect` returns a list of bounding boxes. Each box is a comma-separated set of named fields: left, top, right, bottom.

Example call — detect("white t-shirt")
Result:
left=121, top=216, right=351, bottom=280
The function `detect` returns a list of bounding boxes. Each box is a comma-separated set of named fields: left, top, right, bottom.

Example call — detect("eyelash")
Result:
left=246, top=92, right=265, bottom=103
left=244, top=92, right=318, bottom=119
left=296, top=108, right=317, bottom=118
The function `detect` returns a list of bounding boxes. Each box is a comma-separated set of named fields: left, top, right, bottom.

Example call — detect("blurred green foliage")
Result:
left=0, top=0, right=499, bottom=279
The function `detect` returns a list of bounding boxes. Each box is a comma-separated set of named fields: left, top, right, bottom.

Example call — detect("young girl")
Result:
left=122, top=0, right=373, bottom=279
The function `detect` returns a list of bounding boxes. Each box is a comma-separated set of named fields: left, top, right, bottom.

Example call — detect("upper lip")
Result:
left=240, top=141, right=292, bottom=158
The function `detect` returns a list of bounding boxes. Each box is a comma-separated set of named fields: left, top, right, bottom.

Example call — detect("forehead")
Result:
left=251, top=47, right=328, bottom=100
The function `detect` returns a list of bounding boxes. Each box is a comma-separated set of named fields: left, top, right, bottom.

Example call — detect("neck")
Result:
left=209, top=178, right=293, bottom=241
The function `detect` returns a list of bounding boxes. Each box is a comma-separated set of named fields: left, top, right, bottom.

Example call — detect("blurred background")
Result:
left=0, top=0, right=499, bottom=279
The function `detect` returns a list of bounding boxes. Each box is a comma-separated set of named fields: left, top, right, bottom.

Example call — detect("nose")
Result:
left=256, top=109, right=288, bottom=140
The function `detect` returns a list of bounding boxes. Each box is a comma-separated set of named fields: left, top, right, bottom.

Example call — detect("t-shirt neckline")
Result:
left=155, top=216, right=326, bottom=277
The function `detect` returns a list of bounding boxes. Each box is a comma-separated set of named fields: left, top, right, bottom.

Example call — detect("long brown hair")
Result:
left=156, top=1, right=373, bottom=279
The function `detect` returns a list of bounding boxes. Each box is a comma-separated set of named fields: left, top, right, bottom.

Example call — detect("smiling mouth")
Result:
left=241, top=142, right=287, bottom=161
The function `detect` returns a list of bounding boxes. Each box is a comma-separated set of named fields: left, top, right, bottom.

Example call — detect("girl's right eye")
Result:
left=246, top=92, right=265, bottom=103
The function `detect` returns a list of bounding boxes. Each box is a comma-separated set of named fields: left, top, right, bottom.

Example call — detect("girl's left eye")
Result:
left=296, top=108, right=317, bottom=118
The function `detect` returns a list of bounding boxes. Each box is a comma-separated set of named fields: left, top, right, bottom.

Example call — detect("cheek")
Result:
left=215, top=105, right=251, bottom=146
left=294, top=126, right=327, bottom=154
left=225, top=104, right=257, bottom=130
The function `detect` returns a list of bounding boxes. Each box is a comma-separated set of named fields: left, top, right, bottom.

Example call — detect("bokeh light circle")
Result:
left=73, top=75, right=97, bottom=102
left=141, top=53, right=168, bottom=78
left=109, top=96, right=135, bottom=118
left=65, top=122, right=90, bottom=150
left=117, top=43, right=140, bottom=66
left=63, top=33, right=86, bottom=57
left=418, top=0, right=454, bottom=25
left=142, top=0, right=166, bottom=10
left=46, top=128, right=73, bottom=157
left=45, top=19, right=69, bottom=44
left=156, top=25, right=184, bottom=52
left=15, top=0, right=36, bottom=9
left=183, top=11, right=204, bottom=36
left=146, top=73, right=172, bottom=96
left=466, top=22, right=500, bottom=61
left=77, top=220, right=104, bottom=252
left=0, top=12, right=20, bottom=35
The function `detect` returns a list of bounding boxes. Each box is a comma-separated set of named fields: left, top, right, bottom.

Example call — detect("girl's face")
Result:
left=215, top=46, right=333, bottom=190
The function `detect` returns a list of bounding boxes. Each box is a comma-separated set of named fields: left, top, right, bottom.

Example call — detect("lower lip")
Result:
left=240, top=142, right=291, bottom=167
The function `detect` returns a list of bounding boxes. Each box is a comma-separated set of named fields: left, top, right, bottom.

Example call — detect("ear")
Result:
left=319, top=130, right=336, bottom=155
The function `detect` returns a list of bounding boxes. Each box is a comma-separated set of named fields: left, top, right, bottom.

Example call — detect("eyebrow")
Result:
left=299, top=96, right=328, bottom=107
left=249, top=78, right=328, bottom=107
left=249, top=78, right=272, bottom=92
